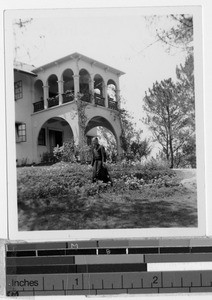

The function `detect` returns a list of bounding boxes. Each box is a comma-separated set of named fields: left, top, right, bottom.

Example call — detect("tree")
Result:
left=174, top=135, right=196, bottom=168
left=119, top=108, right=138, bottom=154
left=176, top=54, right=195, bottom=129
left=130, top=139, right=152, bottom=160
left=143, top=14, right=196, bottom=168
left=118, top=108, right=152, bottom=160
left=143, top=77, right=194, bottom=168
left=13, top=18, right=34, bottom=63
left=146, top=14, right=193, bottom=55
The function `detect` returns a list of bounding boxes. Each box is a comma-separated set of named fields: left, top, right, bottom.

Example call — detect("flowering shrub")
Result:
left=53, top=145, right=64, bottom=161
left=47, top=95, right=59, bottom=101
left=52, top=140, right=92, bottom=163
left=64, top=89, right=74, bottom=96
left=53, top=140, right=77, bottom=162
left=75, top=144, right=92, bottom=164
left=125, top=176, right=145, bottom=190
left=17, top=160, right=176, bottom=210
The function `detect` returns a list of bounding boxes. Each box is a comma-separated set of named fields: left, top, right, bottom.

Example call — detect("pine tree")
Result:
left=143, top=77, right=194, bottom=168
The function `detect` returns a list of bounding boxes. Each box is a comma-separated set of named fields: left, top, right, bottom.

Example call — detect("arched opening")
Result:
left=62, top=69, right=74, bottom=103
left=47, top=74, right=59, bottom=108
left=37, top=117, right=74, bottom=163
left=107, top=79, right=118, bottom=110
left=79, top=69, right=91, bottom=102
left=33, top=80, right=44, bottom=112
left=85, top=116, right=118, bottom=162
left=94, top=74, right=105, bottom=107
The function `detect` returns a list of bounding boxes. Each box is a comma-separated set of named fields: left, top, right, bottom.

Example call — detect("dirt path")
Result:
left=173, top=168, right=196, bottom=192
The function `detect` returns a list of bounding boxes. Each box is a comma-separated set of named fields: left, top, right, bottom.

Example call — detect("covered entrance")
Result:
left=36, top=117, right=74, bottom=162
left=49, top=130, right=63, bottom=152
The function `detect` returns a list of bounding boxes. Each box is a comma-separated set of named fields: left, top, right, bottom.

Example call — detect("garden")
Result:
left=17, top=159, right=197, bottom=231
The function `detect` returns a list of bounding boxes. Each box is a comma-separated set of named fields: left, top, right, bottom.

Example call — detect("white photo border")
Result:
left=4, top=3, right=206, bottom=241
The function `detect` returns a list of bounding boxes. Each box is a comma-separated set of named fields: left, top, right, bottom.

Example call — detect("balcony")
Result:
left=33, top=100, right=44, bottom=113
left=33, top=93, right=118, bottom=114
left=94, top=94, right=105, bottom=107
left=47, top=96, right=59, bottom=108
left=108, top=98, right=118, bottom=110
left=81, top=92, right=91, bottom=103
left=62, top=92, right=74, bottom=103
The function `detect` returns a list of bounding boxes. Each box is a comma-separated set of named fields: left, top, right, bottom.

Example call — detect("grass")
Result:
left=17, top=161, right=197, bottom=231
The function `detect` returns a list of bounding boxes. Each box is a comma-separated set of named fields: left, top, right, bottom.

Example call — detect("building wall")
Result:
left=14, top=71, right=34, bottom=165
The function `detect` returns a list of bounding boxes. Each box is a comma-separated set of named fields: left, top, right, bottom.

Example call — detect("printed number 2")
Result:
left=153, top=276, right=158, bottom=284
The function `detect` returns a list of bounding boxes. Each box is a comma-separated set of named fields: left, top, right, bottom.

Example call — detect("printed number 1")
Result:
left=75, top=278, right=79, bottom=285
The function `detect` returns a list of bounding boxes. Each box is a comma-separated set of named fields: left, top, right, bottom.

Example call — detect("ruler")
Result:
left=6, top=238, right=212, bottom=296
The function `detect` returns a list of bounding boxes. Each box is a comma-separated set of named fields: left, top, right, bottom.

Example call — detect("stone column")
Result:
left=116, top=89, right=121, bottom=109
left=43, top=85, right=49, bottom=109
left=104, top=83, right=108, bottom=108
left=57, top=80, right=64, bottom=105
left=89, top=78, right=95, bottom=104
left=73, top=75, right=80, bottom=100
left=116, top=80, right=121, bottom=109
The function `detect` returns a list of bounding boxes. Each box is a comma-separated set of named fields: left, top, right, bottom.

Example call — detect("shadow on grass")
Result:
left=17, top=163, right=197, bottom=231
left=18, top=190, right=197, bottom=231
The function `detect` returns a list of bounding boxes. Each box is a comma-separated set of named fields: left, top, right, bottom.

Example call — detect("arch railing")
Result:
left=62, top=90, right=74, bottom=103
left=47, top=95, right=59, bottom=108
left=33, top=92, right=119, bottom=112
left=108, top=97, right=118, bottom=110
left=33, top=99, right=44, bottom=112
left=81, top=92, right=91, bottom=103
left=94, top=93, right=105, bottom=107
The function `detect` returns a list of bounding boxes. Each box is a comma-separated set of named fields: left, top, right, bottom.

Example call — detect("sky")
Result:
left=12, top=7, right=189, bottom=154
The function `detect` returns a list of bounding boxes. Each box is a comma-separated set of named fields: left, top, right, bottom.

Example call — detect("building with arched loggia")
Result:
left=14, top=52, right=125, bottom=165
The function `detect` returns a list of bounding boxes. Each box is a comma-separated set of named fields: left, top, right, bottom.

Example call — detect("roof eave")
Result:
left=32, top=52, right=125, bottom=76
left=14, top=68, right=37, bottom=77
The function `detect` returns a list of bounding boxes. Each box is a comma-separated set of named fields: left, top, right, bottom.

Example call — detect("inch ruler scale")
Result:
left=6, top=238, right=212, bottom=296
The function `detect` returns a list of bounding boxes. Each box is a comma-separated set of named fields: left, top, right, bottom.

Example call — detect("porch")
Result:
left=33, top=93, right=118, bottom=113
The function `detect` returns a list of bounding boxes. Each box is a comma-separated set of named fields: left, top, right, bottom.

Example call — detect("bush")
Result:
left=53, top=140, right=92, bottom=163
left=53, top=145, right=64, bottom=162
left=41, top=152, right=57, bottom=163
left=53, top=140, right=76, bottom=162
left=75, top=144, right=92, bottom=164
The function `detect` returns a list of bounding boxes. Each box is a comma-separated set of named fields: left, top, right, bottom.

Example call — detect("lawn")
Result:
left=17, top=161, right=197, bottom=230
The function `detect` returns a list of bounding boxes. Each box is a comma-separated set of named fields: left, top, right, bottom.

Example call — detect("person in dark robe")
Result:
left=91, top=137, right=112, bottom=185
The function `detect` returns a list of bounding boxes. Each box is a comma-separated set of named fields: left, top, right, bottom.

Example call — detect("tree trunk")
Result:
left=166, top=135, right=169, bottom=161
left=169, top=135, right=174, bottom=168
left=166, top=104, right=174, bottom=168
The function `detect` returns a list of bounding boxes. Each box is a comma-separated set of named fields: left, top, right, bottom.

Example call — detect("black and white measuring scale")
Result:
left=6, top=238, right=212, bottom=296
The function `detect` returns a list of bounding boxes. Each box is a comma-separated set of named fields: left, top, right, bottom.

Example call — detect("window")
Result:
left=38, top=128, right=46, bottom=146
left=15, top=123, right=26, bottom=142
left=14, top=80, right=23, bottom=100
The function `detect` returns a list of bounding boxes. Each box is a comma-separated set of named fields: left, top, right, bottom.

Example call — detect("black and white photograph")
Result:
left=4, top=5, right=205, bottom=238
